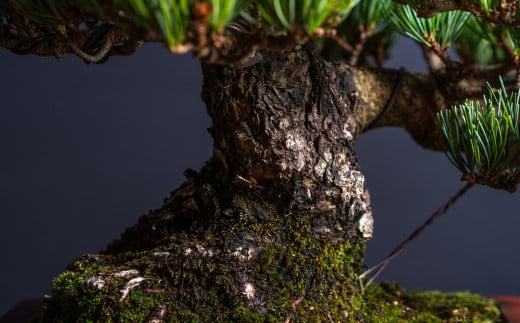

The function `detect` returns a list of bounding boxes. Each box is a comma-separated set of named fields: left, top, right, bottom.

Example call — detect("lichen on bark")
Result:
left=35, top=47, right=502, bottom=322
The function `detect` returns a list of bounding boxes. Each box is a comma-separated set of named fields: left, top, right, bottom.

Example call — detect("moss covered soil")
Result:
left=34, top=190, right=502, bottom=322
left=33, top=164, right=503, bottom=322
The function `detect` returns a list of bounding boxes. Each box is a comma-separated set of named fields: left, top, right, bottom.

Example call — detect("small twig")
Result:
left=425, top=36, right=461, bottom=73
left=68, top=25, right=137, bottom=63
left=349, top=27, right=369, bottom=66
left=70, top=41, right=111, bottom=63
left=1, top=21, right=142, bottom=62
left=429, top=42, right=450, bottom=65
left=359, top=182, right=474, bottom=290
left=422, top=45, right=444, bottom=73
left=316, top=28, right=354, bottom=53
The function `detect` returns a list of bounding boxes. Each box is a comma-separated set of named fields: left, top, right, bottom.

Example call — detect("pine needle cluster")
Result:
left=438, top=79, right=520, bottom=191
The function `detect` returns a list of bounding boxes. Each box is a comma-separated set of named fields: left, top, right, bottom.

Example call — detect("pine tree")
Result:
left=2, top=0, right=517, bottom=321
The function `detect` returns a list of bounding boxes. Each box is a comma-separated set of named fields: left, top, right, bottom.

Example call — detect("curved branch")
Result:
left=0, top=12, right=305, bottom=65
left=0, top=22, right=144, bottom=62
left=351, top=65, right=447, bottom=150
left=395, top=0, right=520, bottom=26
left=349, top=61, right=517, bottom=150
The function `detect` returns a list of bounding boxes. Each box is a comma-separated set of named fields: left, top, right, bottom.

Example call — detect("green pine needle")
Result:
left=507, top=27, right=520, bottom=57
left=388, top=4, right=469, bottom=49
left=437, top=78, right=520, bottom=189
left=349, top=0, right=392, bottom=35
left=455, top=15, right=507, bottom=65
left=209, top=0, right=251, bottom=31
left=8, top=0, right=69, bottom=26
left=113, top=0, right=193, bottom=50
left=469, top=0, right=501, bottom=15
left=257, top=0, right=359, bottom=33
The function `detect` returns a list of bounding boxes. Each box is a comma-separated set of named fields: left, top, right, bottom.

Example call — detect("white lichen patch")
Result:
left=333, top=164, right=350, bottom=184
left=285, top=131, right=306, bottom=151
left=153, top=251, right=171, bottom=257
left=313, top=150, right=332, bottom=178
left=243, top=233, right=256, bottom=242
left=230, top=246, right=256, bottom=261
left=84, top=276, right=105, bottom=290
left=278, top=117, right=290, bottom=130
left=313, top=159, right=327, bottom=178
left=334, top=169, right=365, bottom=194
left=242, top=282, right=256, bottom=300
left=314, top=226, right=332, bottom=235
left=296, top=152, right=307, bottom=171
left=239, top=273, right=266, bottom=312
left=119, top=277, right=146, bottom=302
left=113, top=269, right=139, bottom=278
left=350, top=171, right=365, bottom=195
left=358, top=210, right=374, bottom=238
left=285, top=131, right=309, bottom=171
left=333, top=168, right=366, bottom=203
left=196, top=244, right=215, bottom=257
left=333, top=151, right=350, bottom=167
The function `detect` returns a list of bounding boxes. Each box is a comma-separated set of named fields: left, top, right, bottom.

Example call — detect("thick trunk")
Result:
left=203, top=46, right=373, bottom=239
left=36, top=47, right=501, bottom=322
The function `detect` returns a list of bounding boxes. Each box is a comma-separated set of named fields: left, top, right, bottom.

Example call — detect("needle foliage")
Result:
left=388, top=4, right=470, bottom=49
left=437, top=79, right=520, bottom=183
left=257, top=0, right=359, bottom=33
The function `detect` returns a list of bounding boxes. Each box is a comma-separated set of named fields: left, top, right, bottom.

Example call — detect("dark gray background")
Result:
left=1, top=37, right=519, bottom=316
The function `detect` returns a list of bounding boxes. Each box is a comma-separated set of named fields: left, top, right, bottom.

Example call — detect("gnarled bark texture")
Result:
left=204, top=46, right=372, bottom=239
left=36, top=48, right=501, bottom=322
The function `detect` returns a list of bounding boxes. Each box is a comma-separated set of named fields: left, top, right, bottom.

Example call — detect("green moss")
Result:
left=36, top=181, right=503, bottom=322
left=405, top=289, right=501, bottom=322
left=359, top=282, right=501, bottom=322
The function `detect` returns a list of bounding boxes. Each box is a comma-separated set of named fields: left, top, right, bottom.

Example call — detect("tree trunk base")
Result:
left=34, top=47, right=502, bottom=322
left=34, top=167, right=501, bottom=322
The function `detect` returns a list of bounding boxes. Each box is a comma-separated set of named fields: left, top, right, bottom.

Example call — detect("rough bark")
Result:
left=203, top=46, right=373, bottom=238
left=35, top=47, right=501, bottom=322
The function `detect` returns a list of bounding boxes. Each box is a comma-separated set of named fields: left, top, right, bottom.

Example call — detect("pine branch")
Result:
left=0, top=1, right=361, bottom=64
left=395, top=0, right=520, bottom=27
left=0, top=20, right=146, bottom=62
left=438, top=78, right=520, bottom=192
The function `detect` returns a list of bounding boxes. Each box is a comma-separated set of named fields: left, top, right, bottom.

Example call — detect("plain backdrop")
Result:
left=1, top=37, right=519, bottom=316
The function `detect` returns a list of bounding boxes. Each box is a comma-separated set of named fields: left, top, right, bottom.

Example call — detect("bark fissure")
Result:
left=204, top=47, right=372, bottom=240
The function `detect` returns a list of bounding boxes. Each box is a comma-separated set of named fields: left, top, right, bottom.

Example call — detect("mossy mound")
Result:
left=34, top=175, right=502, bottom=322
left=36, top=261, right=502, bottom=322
left=362, top=282, right=502, bottom=322
left=35, top=180, right=365, bottom=321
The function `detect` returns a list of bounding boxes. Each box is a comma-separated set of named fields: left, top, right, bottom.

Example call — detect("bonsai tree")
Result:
left=1, top=0, right=518, bottom=321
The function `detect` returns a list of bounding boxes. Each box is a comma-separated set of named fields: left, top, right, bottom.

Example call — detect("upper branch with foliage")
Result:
left=2, top=0, right=520, bottom=192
